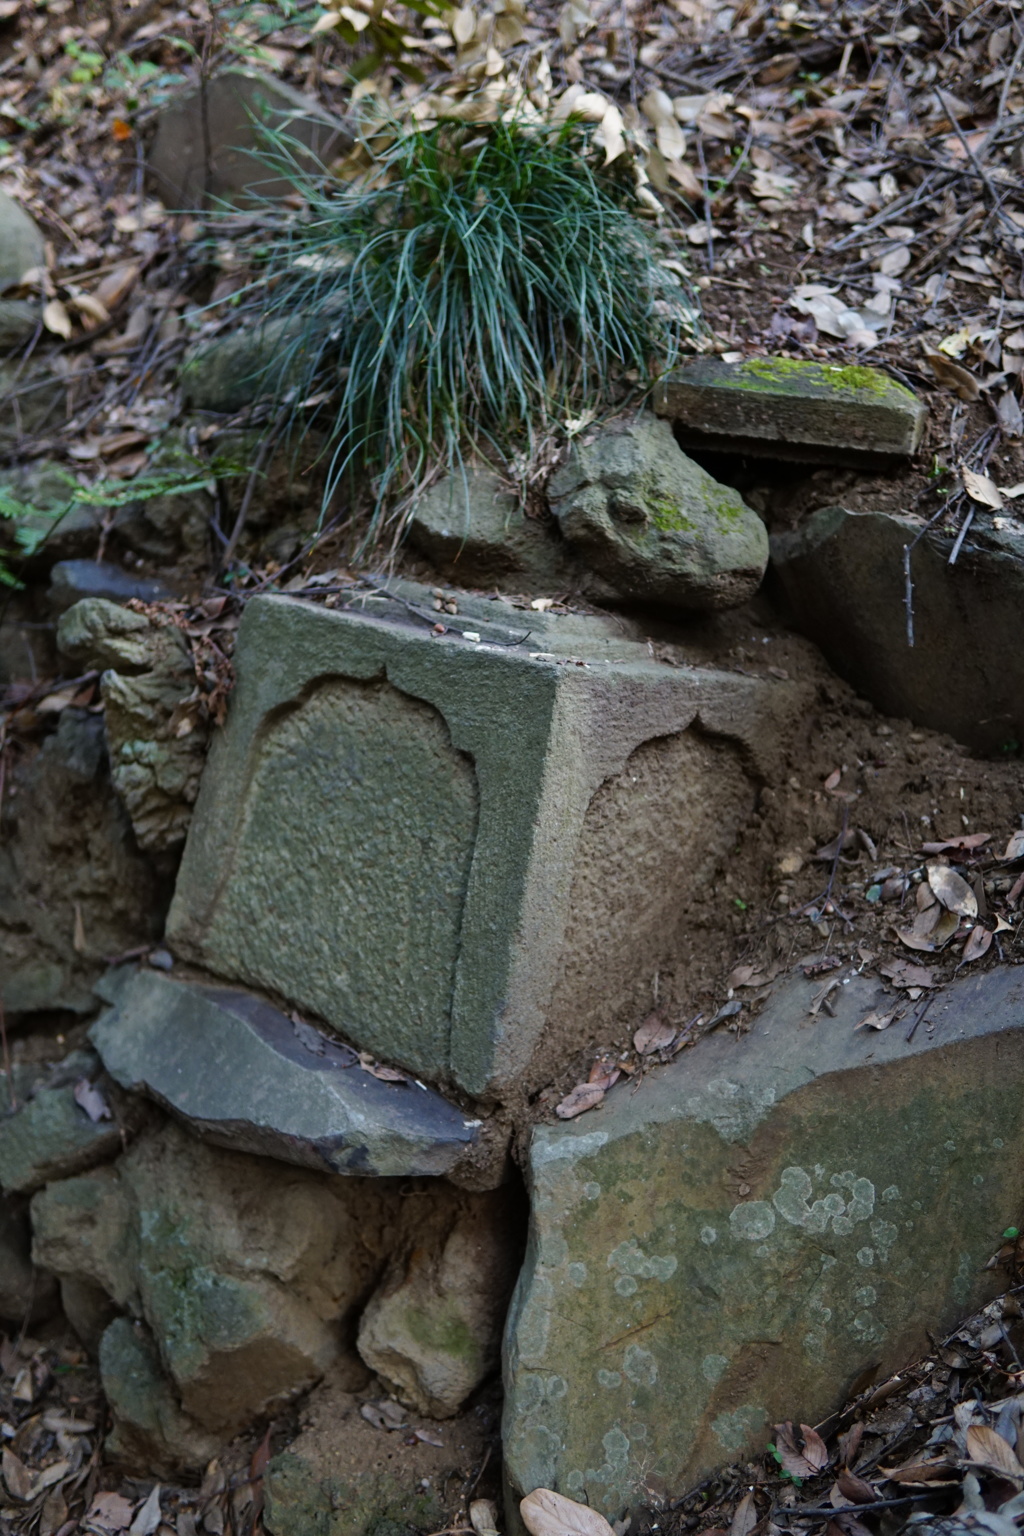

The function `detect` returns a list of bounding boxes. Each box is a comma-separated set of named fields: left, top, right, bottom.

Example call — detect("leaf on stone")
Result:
left=962, top=468, right=1004, bottom=510
left=855, top=1009, right=896, bottom=1031
left=966, top=1425, right=1024, bottom=1479
left=2, top=1449, right=33, bottom=1501
left=773, top=1422, right=830, bottom=1477
left=729, top=1490, right=757, bottom=1536
left=924, top=353, right=981, bottom=401
left=633, top=1012, right=676, bottom=1054
left=836, top=1470, right=876, bottom=1504
left=74, top=1078, right=112, bottom=1123
left=357, top=1053, right=407, bottom=1084
left=520, top=1488, right=616, bottom=1536
left=555, top=1083, right=605, bottom=1119
left=962, top=926, right=994, bottom=964
left=878, top=959, right=936, bottom=989
left=130, top=1485, right=163, bottom=1536
left=87, top=1492, right=138, bottom=1531
left=927, top=864, right=978, bottom=917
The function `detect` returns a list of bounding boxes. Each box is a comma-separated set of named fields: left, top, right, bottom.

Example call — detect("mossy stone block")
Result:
left=654, top=356, right=926, bottom=463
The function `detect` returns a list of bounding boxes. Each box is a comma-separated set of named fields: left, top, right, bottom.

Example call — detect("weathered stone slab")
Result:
left=167, top=585, right=809, bottom=1101
left=0, top=190, right=44, bottom=348
left=503, top=966, right=1024, bottom=1519
left=90, top=967, right=481, bottom=1179
left=48, top=559, right=174, bottom=612
left=148, top=68, right=350, bottom=210
left=771, top=505, right=1024, bottom=754
left=548, top=414, right=768, bottom=611
left=654, top=357, right=926, bottom=464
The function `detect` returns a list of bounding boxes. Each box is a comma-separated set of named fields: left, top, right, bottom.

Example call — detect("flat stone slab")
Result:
left=503, top=965, right=1024, bottom=1519
left=167, top=584, right=809, bottom=1101
left=90, top=967, right=480, bottom=1179
left=654, top=357, right=926, bottom=464
left=771, top=505, right=1024, bottom=755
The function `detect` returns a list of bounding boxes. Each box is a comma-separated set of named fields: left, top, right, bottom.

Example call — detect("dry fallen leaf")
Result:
left=633, top=1012, right=676, bottom=1054
left=2, top=1448, right=33, bottom=1502
left=927, top=864, right=979, bottom=917
left=1002, top=830, right=1024, bottom=860
left=520, top=1489, right=616, bottom=1536
left=961, top=925, right=993, bottom=964
left=470, top=1500, right=500, bottom=1536
left=921, top=833, right=991, bottom=854
left=966, top=1424, right=1024, bottom=1479
left=730, top=1491, right=758, bottom=1536
left=924, top=352, right=981, bottom=400
left=86, top=1491, right=137, bottom=1531
left=962, top=467, right=1004, bottom=510
left=555, top=1083, right=605, bottom=1119
left=774, top=1421, right=830, bottom=1477
left=42, top=297, right=73, bottom=339
left=835, top=1469, right=877, bottom=1505
left=878, top=959, right=936, bottom=989
left=881, top=1459, right=958, bottom=1484
left=74, top=1078, right=112, bottom=1123
left=855, top=1009, right=897, bottom=1032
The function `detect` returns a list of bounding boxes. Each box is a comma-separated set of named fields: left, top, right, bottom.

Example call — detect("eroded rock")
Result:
left=503, top=966, right=1024, bottom=1518
left=167, top=584, right=809, bottom=1102
left=0, top=1049, right=123, bottom=1194
left=100, top=1317, right=220, bottom=1475
left=654, top=356, right=926, bottom=463
left=32, top=1121, right=402, bottom=1443
left=0, top=710, right=168, bottom=1017
left=59, top=598, right=208, bottom=851
left=0, top=190, right=44, bottom=348
left=358, top=1185, right=523, bottom=1417
left=547, top=413, right=768, bottom=610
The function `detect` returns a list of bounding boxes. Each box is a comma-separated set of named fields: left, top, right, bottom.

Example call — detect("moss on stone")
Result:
left=720, top=357, right=906, bottom=400
left=406, top=1305, right=479, bottom=1365
left=649, top=499, right=696, bottom=534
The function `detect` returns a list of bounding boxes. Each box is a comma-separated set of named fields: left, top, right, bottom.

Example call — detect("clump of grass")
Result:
left=242, top=115, right=698, bottom=549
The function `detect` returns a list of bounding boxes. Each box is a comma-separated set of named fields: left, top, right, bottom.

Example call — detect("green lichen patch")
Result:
left=711, top=356, right=911, bottom=402
left=649, top=498, right=697, bottom=534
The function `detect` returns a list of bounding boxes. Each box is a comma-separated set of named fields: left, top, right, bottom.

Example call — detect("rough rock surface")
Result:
left=0, top=460, right=103, bottom=565
left=91, top=967, right=483, bottom=1180
left=0, top=362, right=66, bottom=451
left=503, top=966, right=1024, bottom=1519
left=100, top=1317, right=221, bottom=1474
left=654, top=357, right=926, bottom=463
left=147, top=68, right=350, bottom=210
left=0, top=709, right=169, bottom=1016
left=358, top=1185, right=523, bottom=1417
left=59, top=598, right=208, bottom=850
left=31, top=1121, right=401, bottom=1444
left=167, top=584, right=809, bottom=1101
left=408, top=470, right=578, bottom=589
left=547, top=413, right=768, bottom=610
left=0, top=1050, right=123, bottom=1194
left=182, top=318, right=307, bottom=414
left=0, top=190, right=44, bottom=347
left=771, top=505, right=1024, bottom=754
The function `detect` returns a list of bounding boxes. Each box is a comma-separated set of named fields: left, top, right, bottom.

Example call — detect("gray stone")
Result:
left=32, top=1121, right=403, bottom=1440
left=357, top=1186, right=521, bottom=1416
left=0, top=1062, right=122, bottom=1194
left=59, top=598, right=208, bottom=851
left=48, top=560, right=174, bottom=613
left=654, top=356, right=926, bottom=464
left=181, top=317, right=306, bottom=414
left=547, top=413, right=768, bottom=611
left=0, top=710, right=169, bottom=1017
left=147, top=68, right=350, bottom=211
left=90, top=967, right=482, bottom=1180
left=503, top=965, right=1024, bottom=1520
left=408, top=471, right=577, bottom=590
left=100, top=1318, right=221, bottom=1475
left=167, top=585, right=809, bottom=1102
left=770, top=505, right=1024, bottom=755
left=0, top=191, right=44, bottom=348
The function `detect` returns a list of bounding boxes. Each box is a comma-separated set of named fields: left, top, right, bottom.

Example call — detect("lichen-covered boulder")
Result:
left=357, top=1186, right=522, bottom=1417
left=58, top=598, right=209, bottom=851
left=547, top=413, right=768, bottom=611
